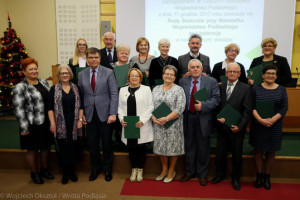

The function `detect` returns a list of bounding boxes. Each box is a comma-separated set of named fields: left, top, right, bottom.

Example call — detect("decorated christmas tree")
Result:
left=0, top=15, right=28, bottom=115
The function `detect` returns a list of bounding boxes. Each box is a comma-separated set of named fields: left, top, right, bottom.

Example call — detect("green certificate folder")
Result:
left=247, top=64, right=264, bottom=84
left=193, top=87, right=209, bottom=101
left=76, top=67, right=86, bottom=79
left=154, top=79, right=164, bottom=86
left=220, top=75, right=227, bottom=84
left=114, top=65, right=130, bottom=87
left=217, top=104, right=242, bottom=126
left=142, top=72, right=149, bottom=86
left=124, top=116, right=140, bottom=139
left=152, top=102, right=177, bottom=129
left=256, top=100, right=274, bottom=118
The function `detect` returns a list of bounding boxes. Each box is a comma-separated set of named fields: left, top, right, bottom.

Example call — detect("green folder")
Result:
left=154, top=79, right=164, bottom=86
left=75, top=67, right=86, bottom=80
left=193, top=87, right=209, bottom=101
left=217, top=104, right=242, bottom=126
left=256, top=100, right=274, bottom=118
left=124, top=116, right=140, bottom=139
left=152, top=102, right=177, bottom=129
left=247, top=64, right=264, bottom=84
left=142, top=72, right=149, bottom=86
left=114, top=64, right=130, bottom=87
left=220, top=75, right=227, bottom=84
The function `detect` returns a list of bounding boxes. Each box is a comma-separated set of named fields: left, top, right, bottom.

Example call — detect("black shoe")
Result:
left=254, top=173, right=263, bottom=188
left=61, top=174, right=69, bottom=184
left=211, top=176, right=225, bottom=184
left=89, top=169, right=100, bottom=181
left=232, top=179, right=241, bottom=191
left=104, top=170, right=112, bottom=182
left=179, top=174, right=191, bottom=182
left=69, top=172, right=78, bottom=182
left=264, top=174, right=271, bottom=190
left=31, top=172, right=44, bottom=184
left=40, top=167, right=54, bottom=180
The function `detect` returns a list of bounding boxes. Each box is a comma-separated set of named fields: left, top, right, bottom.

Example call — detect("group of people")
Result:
left=12, top=32, right=289, bottom=192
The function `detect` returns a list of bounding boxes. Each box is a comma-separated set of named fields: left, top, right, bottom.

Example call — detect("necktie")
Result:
left=226, top=83, right=233, bottom=100
left=189, top=80, right=198, bottom=113
left=108, top=49, right=113, bottom=63
left=91, top=69, right=96, bottom=91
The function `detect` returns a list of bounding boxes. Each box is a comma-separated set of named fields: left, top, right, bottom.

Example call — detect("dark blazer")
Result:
left=216, top=81, right=252, bottom=133
left=249, top=54, right=292, bottom=86
left=212, top=62, right=248, bottom=84
left=68, top=58, right=88, bottom=84
left=178, top=52, right=211, bottom=77
left=99, top=47, right=117, bottom=70
left=179, top=75, right=220, bottom=137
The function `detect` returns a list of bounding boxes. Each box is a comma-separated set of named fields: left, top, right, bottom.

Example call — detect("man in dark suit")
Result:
left=212, top=62, right=252, bottom=190
left=78, top=47, right=118, bottom=182
left=178, top=34, right=211, bottom=77
left=99, top=32, right=117, bottom=70
left=179, top=59, right=220, bottom=186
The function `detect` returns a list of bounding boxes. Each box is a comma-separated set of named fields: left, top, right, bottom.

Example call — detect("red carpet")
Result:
left=120, top=179, right=300, bottom=199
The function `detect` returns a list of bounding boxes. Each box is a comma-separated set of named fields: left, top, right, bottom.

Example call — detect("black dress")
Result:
left=20, top=82, right=53, bottom=150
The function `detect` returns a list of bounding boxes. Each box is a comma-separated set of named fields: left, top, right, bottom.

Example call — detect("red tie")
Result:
left=189, top=80, right=198, bottom=113
left=91, top=69, right=96, bottom=91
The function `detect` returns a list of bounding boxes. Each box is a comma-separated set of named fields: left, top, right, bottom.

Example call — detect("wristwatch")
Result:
left=79, top=118, right=83, bottom=122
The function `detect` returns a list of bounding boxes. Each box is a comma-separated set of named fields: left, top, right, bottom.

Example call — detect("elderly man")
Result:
left=179, top=59, right=220, bottom=186
left=178, top=34, right=211, bottom=77
left=212, top=62, right=252, bottom=190
left=78, top=47, right=118, bottom=182
left=99, top=32, right=117, bottom=69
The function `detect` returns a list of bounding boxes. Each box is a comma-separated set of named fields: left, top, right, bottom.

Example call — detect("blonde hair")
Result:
left=56, top=64, right=74, bottom=80
left=261, top=38, right=277, bottom=48
left=136, top=37, right=150, bottom=53
left=224, top=43, right=240, bottom=54
left=116, top=44, right=130, bottom=53
left=127, top=68, right=143, bottom=83
left=72, top=38, right=88, bottom=66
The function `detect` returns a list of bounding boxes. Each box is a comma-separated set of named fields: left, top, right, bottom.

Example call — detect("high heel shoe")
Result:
left=163, top=172, right=176, bottom=183
left=254, top=173, right=263, bottom=188
left=40, top=167, right=54, bottom=180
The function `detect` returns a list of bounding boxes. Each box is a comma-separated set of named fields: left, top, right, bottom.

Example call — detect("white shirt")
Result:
left=222, top=60, right=227, bottom=70
left=79, top=57, right=86, bottom=68
left=189, top=52, right=200, bottom=59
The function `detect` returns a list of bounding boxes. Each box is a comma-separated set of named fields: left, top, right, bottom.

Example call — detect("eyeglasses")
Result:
left=164, top=73, right=175, bottom=77
left=263, top=45, right=274, bottom=48
left=78, top=43, right=87, bottom=47
left=265, top=72, right=276, bottom=76
left=60, top=72, right=70, bottom=75
left=130, top=75, right=140, bottom=78
left=87, top=57, right=100, bottom=60
left=228, top=49, right=239, bottom=53
left=226, top=70, right=240, bottom=74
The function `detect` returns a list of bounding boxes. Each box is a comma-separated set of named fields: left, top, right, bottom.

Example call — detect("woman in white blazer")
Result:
left=118, top=68, right=154, bottom=182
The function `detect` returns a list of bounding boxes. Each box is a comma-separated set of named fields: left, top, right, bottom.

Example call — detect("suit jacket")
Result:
left=249, top=54, right=292, bottom=86
left=216, top=81, right=253, bottom=133
left=179, top=75, right=220, bottom=137
left=178, top=52, right=211, bottom=77
left=212, top=61, right=248, bottom=84
left=78, top=65, right=118, bottom=122
left=99, top=47, right=117, bottom=70
left=118, top=85, right=154, bottom=145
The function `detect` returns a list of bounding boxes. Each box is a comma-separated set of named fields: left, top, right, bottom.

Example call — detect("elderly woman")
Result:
left=130, top=37, right=155, bottom=79
left=118, top=68, right=154, bottom=182
left=111, top=44, right=140, bottom=72
left=212, top=43, right=247, bottom=84
left=248, top=38, right=291, bottom=86
left=149, top=38, right=180, bottom=89
left=152, top=65, right=186, bottom=183
left=48, top=65, right=84, bottom=184
left=69, top=38, right=88, bottom=84
left=250, top=65, right=288, bottom=190
left=13, top=57, right=54, bottom=184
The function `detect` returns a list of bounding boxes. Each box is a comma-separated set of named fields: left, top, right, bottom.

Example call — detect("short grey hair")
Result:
left=158, top=38, right=170, bottom=47
left=56, top=64, right=74, bottom=80
left=163, top=65, right=178, bottom=77
left=189, top=34, right=202, bottom=43
left=104, top=32, right=116, bottom=40
left=226, top=62, right=241, bottom=72
left=188, top=59, right=202, bottom=69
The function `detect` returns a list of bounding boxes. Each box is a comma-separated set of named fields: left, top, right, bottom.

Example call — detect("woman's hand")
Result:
left=136, top=121, right=144, bottom=128
left=82, top=115, right=87, bottom=125
left=77, top=120, right=83, bottom=129
left=152, top=115, right=163, bottom=126
left=258, top=118, right=273, bottom=127
left=21, top=131, right=30, bottom=136
left=157, top=117, right=168, bottom=126
left=217, top=118, right=225, bottom=124
left=145, top=71, right=149, bottom=77
left=247, top=78, right=254, bottom=85
left=50, top=123, right=57, bottom=138
left=121, top=120, right=127, bottom=127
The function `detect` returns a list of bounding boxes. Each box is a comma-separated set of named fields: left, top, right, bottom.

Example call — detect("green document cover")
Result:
left=75, top=67, right=86, bottom=79
left=247, top=64, right=264, bottom=84
left=193, top=87, right=209, bottom=101
left=220, top=75, right=227, bottom=84
left=256, top=100, right=275, bottom=118
left=217, top=104, right=242, bottom=127
left=142, top=72, right=149, bottom=86
left=154, top=79, right=164, bottom=86
left=114, top=65, right=130, bottom=87
left=152, top=102, right=177, bottom=129
left=124, top=116, right=140, bottom=139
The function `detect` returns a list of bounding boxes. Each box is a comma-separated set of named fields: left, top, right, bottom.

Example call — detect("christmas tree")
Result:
left=0, top=15, right=28, bottom=115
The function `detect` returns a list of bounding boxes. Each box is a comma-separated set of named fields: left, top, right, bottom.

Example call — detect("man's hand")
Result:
left=195, top=100, right=202, bottom=111
left=107, top=115, right=116, bottom=124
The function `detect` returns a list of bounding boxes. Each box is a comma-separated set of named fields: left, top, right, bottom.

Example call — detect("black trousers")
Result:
left=215, top=126, right=245, bottom=180
left=127, top=143, right=146, bottom=168
left=86, top=109, right=113, bottom=172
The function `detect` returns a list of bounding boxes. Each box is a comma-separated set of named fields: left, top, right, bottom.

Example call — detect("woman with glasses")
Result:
left=248, top=38, right=291, bottom=86
left=152, top=65, right=186, bottom=183
left=48, top=64, right=84, bottom=184
left=250, top=64, right=288, bottom=190
left=69, top=38, right=88, bottom=84
left=118, top=68, right=154, bottom=182
left=212, top=43, right=247, bottom=84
